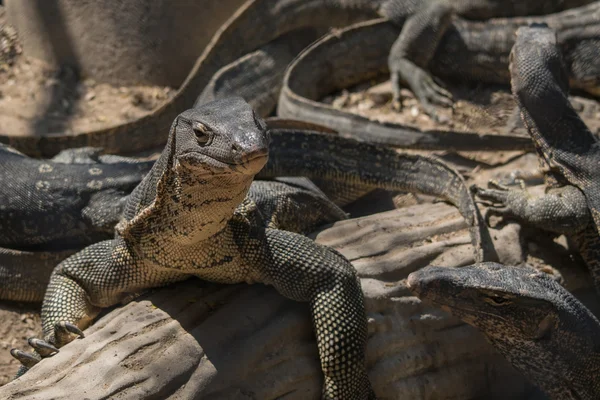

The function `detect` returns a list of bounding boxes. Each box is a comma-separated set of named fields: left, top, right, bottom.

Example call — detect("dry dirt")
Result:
left=0, top=8, right=175, bottom=138
left=324, top=77, right=600, bottom=137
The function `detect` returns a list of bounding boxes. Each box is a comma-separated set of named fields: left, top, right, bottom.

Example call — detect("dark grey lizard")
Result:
left=383, top=0, right=596, bottom=120
left=8, top=97, right=485, bottom=398
left=278, top=4, right=600, bottom=145
left=474, top=25, right=600, bottom=292
left=11, top=97, right=377, bottom=398
left=3, top=0, right=594, bottom=156
left=0, top=146, right=154, bottom=302
left=407, top=262, right=600, bottom=399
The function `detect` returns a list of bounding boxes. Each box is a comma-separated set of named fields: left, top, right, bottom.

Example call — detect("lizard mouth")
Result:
left=177, top=148, right=268, bottom=175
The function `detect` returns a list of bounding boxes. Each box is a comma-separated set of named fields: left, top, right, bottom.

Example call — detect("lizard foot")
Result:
left=10, top=322, right=83, bottom=377
left=472, top=180, right=517, bottom=226
left=392, top=68, right=452, bottom=123
left=473, top=180, right=510, bottom=206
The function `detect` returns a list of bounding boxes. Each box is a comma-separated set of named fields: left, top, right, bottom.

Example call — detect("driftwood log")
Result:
left=2, top=202, right=583, bottom=399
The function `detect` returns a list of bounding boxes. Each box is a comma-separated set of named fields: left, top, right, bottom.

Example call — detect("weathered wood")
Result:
left=0, top=203, right=540, bottom=399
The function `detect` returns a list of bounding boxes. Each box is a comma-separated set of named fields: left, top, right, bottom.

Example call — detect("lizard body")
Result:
left=474, top=25, right=600, bottom=292
left=14, top=97, right=376, bottom=398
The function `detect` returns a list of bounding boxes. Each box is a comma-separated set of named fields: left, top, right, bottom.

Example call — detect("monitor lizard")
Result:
left=407, top=262, right=600, bottom=400
left=474, top=25, right=600, bottom=293
left=278, top=4, right=600, bottom=145
left=407, top=262, right=600, bottom=399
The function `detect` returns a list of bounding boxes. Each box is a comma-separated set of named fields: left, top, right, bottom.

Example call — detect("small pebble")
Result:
left=410, top=106, right=419, bottom=117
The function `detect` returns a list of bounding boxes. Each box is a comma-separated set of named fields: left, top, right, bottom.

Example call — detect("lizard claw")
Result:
left=473, top=180, right=510, bottom=205
left=28, top=338, right=59, bottom=357
left=475, top=199, right=499, bottom=208
left=391, top=67, right=452, bottom=123
left=10, top=338, right=60, bottom=371
left=55, top=321, right=85, bottom=346
left=10, top=349, right=41, bottom=369
left=487, top=180, right=511, bottom=191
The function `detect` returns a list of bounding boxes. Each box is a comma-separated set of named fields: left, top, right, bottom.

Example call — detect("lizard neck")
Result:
left=121, top=167, right=254, bottom=260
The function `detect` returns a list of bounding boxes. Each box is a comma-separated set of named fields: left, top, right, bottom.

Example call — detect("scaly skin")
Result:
left=474, top=25, right=600, bottom=292
left=13, top=98, right=377, bottom=399
left=0, top=146, right=153, bottom=302
left=407, top=262, right=600, bottom=399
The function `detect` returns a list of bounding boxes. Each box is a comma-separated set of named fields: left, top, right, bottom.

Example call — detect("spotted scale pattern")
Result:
left=33, top=98, right=375, bottom=399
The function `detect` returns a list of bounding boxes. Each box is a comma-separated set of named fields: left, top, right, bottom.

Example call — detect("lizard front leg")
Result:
left=10, top=239, right=187, bottom=375
left=10, top=244, right=104, bottom=376
left=258, top=229, right=375, bottom=400
left=474, top=181, right=590, bottom=235
left=384, top=0, right=454, bottom=121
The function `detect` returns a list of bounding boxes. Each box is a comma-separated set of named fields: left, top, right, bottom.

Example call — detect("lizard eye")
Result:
left=193, top=123, right=212, bottom=146
left=484, top=296, right=511, bottom=306
left=252, top=110, right=267, bottom=131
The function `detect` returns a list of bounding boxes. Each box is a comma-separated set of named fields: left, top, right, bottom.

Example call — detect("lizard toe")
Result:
left=419, top=77, right=453, bottom=107
left=487, top=180, right=511, bottom=191
left=10, top=348, right=41, bottom=369
left=28, top=338, right=59, bottom=357
left=54, top=321, right=85, bottom=347
left=473, top=189, right=508, bottom=205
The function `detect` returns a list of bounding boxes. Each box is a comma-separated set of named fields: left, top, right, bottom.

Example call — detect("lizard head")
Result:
left=407, top=262, right=600, bottom=396
left=173, top=97, right=270, bottom=177
left=407, top=263, right=562, bottom=341
left=117, top=97, right=270, bottom=247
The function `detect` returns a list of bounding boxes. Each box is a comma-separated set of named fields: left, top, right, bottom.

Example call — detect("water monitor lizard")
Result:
left=407, top=262, right=600, bottom=399
left=3, top=0, right=594, bottom=156
left=8, top=98, right=485, bottom=398
left=474, top=25, right=600, bottom=293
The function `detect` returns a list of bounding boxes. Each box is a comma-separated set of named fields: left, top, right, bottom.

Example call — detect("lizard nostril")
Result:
left=232, top=143, right=242, bottom=153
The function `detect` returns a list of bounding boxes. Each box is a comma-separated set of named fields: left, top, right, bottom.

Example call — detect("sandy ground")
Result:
left=0, top=8, right=175, bottom=138
left=324, top=78, right=600, bottom=137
